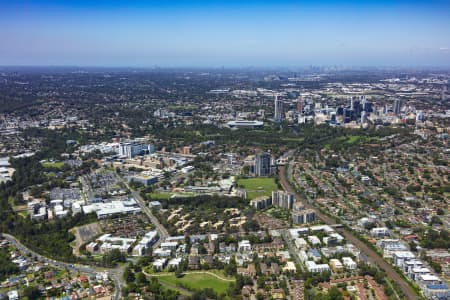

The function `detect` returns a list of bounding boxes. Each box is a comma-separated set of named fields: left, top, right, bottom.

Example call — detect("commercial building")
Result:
left=393, top=98, right=402, bottom=115
left=82, top=200, right=142, bottom=219
left=127, top=174, right=158, bottom=186
left=119, top=142, right=147, bottom=158
left=97, top=234, right=136, bottom=254
left=227, top=120, right=264, bottom=129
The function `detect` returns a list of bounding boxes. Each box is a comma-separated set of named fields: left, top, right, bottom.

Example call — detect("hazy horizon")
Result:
left=1, top=0, right=450, bottom=67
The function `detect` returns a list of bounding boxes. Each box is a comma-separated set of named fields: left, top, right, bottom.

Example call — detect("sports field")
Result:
left=237, top=177, right=278, bottom=199
left=42, top=161, right=65, bottom=169
left=156, top=272, right=233, bottom=295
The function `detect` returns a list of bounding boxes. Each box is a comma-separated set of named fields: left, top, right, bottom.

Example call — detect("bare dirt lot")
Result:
left=70, top=222, right=102, bottom=256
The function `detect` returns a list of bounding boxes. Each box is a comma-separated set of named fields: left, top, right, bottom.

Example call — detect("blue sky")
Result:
left=0, top=0, right=450, bottom=67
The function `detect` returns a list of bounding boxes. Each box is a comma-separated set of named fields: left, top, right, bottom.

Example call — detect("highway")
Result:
left=1, top=233, right=124, bottom=300
left=278, top=162, right=419, bottom=300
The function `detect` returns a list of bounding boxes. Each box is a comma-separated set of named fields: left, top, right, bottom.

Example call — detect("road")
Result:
left=278, top=163, right=419, bottom=300
left=281, top=229, right=305, bottom=273
left=1, top=233, right=124, bottom=300
left=121, top=179, right=170, bottom=247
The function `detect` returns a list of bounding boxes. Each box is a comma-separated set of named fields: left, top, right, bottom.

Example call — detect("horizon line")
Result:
left=1, top=64, right=450, bottom=71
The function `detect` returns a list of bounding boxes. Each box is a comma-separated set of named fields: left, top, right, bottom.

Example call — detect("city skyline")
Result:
left=1, top=0, right=450, bottom=67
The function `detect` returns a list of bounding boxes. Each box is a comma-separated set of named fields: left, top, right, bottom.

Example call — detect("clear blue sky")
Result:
left=1, top=0, right=450, bottom=67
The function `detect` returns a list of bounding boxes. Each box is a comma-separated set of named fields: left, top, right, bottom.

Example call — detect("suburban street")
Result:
left=278, top=162, right=419, bottom=300
left=1, top=233, right=125, bottom=300
left=119, top=176, right=170, bottom=248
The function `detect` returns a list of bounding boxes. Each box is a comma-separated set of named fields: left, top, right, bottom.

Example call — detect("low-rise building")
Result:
left=370, top=227, right=390, bottom=237
left=342, top=257, right=357, bottom=270
left=153, top=259, right=167, bottom=272
left=238, top=240, right=252, bottom=252
left=305, top=261, right=330, bottom=273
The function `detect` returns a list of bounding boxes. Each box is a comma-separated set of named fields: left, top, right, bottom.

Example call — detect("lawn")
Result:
left=338, top=135, right=379, bottom=145
left=156, top=272, right=233, bottom=295
left=147, top=192, right=173, bottom=200
left=265, top=207, right=290, bottom=220
left=147, top=192, right=195, bottom=200
left=237, top=177, right=278, bottom=200
left=42, top=161, right=65, bottom=169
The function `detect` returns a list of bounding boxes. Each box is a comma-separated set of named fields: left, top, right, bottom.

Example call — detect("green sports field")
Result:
left=156, top=272, right=233, bottom=295
left=42, top=161, right=65, bottom=169
left=237, top=177, right=278, bottom=199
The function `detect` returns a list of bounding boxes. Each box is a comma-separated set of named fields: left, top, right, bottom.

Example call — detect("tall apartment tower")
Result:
left=274, top=95, right=284, bottom=123
left=297, top=96, right=303, bottom=113
left=255, top=152, right=272, bottom=177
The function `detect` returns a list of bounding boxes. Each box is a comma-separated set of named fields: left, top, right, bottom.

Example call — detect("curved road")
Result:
left=1, top=233, right=124, bottom=300
left=278, top=164, right=419, bottom=300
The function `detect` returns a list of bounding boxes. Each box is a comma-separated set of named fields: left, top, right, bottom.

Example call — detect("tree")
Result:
left=123, top=267, right=135, bottom=283
left=175, top=268, right=183, bottom=278
left=22, top=286, right=42, bottom=300
left=135, top=272, right=148, bottom=286
left=325, top=286, right=343, bottom=300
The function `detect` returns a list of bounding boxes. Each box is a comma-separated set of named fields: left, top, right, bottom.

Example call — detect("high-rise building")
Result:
left=353, top=99, right=361, bottom=116
left=255, top=152, right=272, bottom=177
left=292, top=202, right=315, bottom=224
left=297, top=96, right=303, bottom=113
left=274, top=95, right=284, bottom=122
left=394, top=98, right=402, bottom=115
left=361, top=111, right=368, bottom=124
left=362, top=100, right=373, bottom=113
left=343, top=108, right=353, bottom=123
left=330, top=112, right=337, bottom=123
left=272, top=190, right=294, bottom=209
left=292, top=209, right=316, bottom=224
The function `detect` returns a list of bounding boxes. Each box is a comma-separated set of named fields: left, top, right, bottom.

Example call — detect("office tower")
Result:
left=353, top=99, right=361, bottom=117
left=394, top=99, right=402, bottom=115
left=274, top=95, right=284, bottom=122
left=343, top=108, right=353, bottom=123
left=255, top=152, right=272, bottom=177
left=362, top=99, right=373, bottom=113
left=361, top=111, right=367, bottom=124
left=330, top=112, right=337, bottom=123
